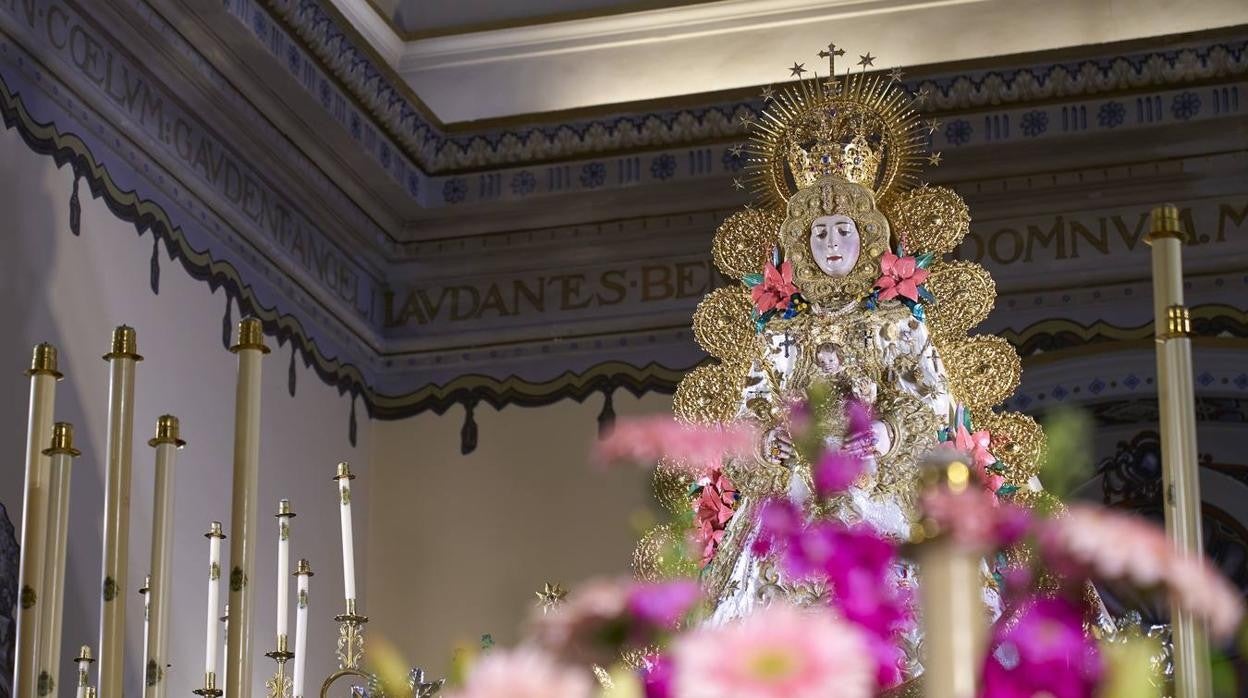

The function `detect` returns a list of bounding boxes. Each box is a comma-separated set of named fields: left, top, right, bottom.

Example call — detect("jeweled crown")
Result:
left=786, top=107, right=885, bottom=189
left=743, top=44, right=932, bottom=211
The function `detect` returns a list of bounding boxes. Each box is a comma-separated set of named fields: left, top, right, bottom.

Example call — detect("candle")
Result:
left=334, top=463, right=357, bottom=602
left=145, top=415, right=184, bottom=698
left=293, top=560, right=312, bottom=698
left=14, top=342, right=60, bottom=698
left=99, top=325, right=142, bottom=698
left=276, top=500, right=295, bottom=641
left=225, top=317, right=269, bottom=698
left=204, top=522, right=225, bottom=679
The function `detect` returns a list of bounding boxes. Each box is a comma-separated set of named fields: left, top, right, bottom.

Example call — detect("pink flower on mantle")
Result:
left=946, top=423, right=1004, bottom=495
left=874, top=252, right=929, bottom=302
left=694, top=468, right=738, bottom=566
left=751, top=260, right=799, bottom=313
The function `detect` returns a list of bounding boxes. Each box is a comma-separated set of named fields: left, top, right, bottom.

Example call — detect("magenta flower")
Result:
left=751, top=260, right=799, bottom=313
left=813, top=450, right=866, bottom=497
left=982, top=597, right=1102, bottom=698
left=628, top=581, right=702, bottom=630
left=874, top=252, right=930, bottom=302
left=640, top=654, right=673, bottom=698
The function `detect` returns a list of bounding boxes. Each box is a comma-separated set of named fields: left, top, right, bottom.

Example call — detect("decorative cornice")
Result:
left=247, top=1, right=1248, bottom=173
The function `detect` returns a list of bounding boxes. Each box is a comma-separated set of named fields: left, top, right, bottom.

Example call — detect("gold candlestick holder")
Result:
left=335, top=599, right=368, bottom=671
left=265, top=635, right=294, bottom=698
left=192, top=672, right=221, bottom=698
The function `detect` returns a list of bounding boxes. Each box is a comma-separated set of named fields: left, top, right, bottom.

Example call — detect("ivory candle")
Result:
left=145, top=415, right=184, bottom=698
left=276, top=500, right=295, bottom=641
left=15, top=342, right=60, bottom=698
left=293, top=560, right=313, bottom=698
left=225, top=317, right=269, bottom=698
left=335, top=463, right=357, bottom=602
left=99, top=326, right=142, bottom=698
left=204, top=523, right=225, bottom=678
left=40, top=422, right=81, bottom=693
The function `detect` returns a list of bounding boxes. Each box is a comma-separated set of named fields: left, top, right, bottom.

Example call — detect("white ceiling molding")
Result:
left=319, top=0, right=1248, bottom=123
left=327, top=0, right=405, bottom=65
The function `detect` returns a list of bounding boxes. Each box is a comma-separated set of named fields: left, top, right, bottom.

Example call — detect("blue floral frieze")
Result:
left=650, top=154, right=676, bottom=181
left=945, top=119, right=973, bottom=146
left=1020, top=110, right=1048, bottom=137
left=1171, top=91, right=1202, bottom=120
left=1097, top=101, right=1125, bottom=128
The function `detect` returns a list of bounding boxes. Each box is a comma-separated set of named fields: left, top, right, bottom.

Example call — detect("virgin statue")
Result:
left=643, top=51, right=1058, bottom=684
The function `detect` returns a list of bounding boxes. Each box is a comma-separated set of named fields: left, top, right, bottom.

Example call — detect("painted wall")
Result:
left=0, top=127, right=371, bottom=696
left=366, top=393, right=659, bottom=674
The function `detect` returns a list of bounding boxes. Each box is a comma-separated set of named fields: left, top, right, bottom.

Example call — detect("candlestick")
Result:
left=225, top=317, right=270, bottom=698
left=916, top=455, right=988, bottom=698
left=276, top=499, right=296, bottom=643
left=264, top=634, right=294, bottom=698
left=293, top=560, right=312, bottom=698
left=99, top=325, right=142, bottom=698
left=1148, top=204, right=1213, bottom=698
left=74, top=645, right=94, bottom=698
left=15, top=342, right=60, bottom=698
left=146, top=415, right=185, bottom=698
left=37, top=422, right=80, bottom=697
left=191, top=671, right=221, bottom=698
left=334, top=462, right=357, bottom=603
left=203, top=523, right=226, bottom=681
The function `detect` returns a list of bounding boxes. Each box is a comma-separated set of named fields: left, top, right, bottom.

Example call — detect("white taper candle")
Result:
left=293, top=560, right=312, bottom=698
left=204, top=522, right=225, bottom=678
left=335, top=463, right=357, bottom=602
left=276, top=500, right=294, bottom=640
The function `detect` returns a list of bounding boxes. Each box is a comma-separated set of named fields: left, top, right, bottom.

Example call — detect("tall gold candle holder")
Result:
left=15, top=342, right=61, bottom=698
left=99, top=325, right=143, bottom=698
left=265, top=635, right=294, bottom=698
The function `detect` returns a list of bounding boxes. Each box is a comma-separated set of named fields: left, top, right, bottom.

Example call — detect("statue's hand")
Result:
left=762, top=427, right=795, bottom=466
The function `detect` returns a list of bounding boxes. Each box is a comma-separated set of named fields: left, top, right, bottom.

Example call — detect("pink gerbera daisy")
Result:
left=445, top=645, right=592, bottom=698
left=671, top=604, right=875, bottom=698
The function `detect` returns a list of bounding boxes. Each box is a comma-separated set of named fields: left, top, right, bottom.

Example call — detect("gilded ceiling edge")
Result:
left=3, top=64, right=1246, bottom=422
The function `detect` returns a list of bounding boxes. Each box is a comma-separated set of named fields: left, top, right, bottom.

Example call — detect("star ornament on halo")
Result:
left=789, top=62, right=808, bottom=78
left=760, top=85, right=775, bottom=102
left=928, top=151, right=944, bottom=166
left=535, top=582, right=568, bottom=613
left=857, top=53, right=876, bottom=68
left=888, top=67, right=905, bottom=82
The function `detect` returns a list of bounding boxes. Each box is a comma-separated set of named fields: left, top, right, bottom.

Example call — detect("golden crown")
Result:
left=743, top=45, right=933, bottom=210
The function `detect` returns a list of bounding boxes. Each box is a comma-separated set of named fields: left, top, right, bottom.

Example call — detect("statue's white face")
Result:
left=809, top=215, right=861, bottom=277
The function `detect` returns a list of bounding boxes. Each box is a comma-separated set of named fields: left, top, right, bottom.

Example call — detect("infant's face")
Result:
left=816, top=346, right=842, bottom=374
left=810, top=215, right=861, bottom=277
